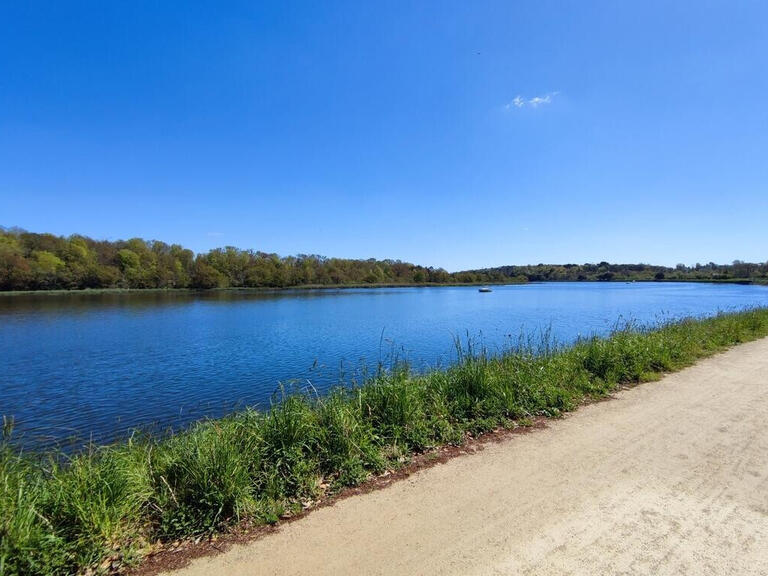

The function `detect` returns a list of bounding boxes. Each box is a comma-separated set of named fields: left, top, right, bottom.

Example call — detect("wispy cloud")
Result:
left=504, top=91, right=559, bottom=111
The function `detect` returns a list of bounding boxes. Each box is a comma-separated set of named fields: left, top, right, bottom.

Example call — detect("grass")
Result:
left=2, top=308, right=768, bottom=575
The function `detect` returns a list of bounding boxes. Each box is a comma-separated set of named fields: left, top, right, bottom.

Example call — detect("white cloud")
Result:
left=504, top=91, right=559, bottom=110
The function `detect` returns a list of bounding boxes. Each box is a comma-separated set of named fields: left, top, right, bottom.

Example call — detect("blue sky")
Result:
left=1, top=1, right=766, bottom=271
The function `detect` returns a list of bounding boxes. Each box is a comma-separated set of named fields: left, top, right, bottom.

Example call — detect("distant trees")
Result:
left=1, top=226, right=766, bottom=292
left=467, top=260, right=768, bottom=284
left=0, top=227, right=475, bottom=291
left=0, top=229, right=196, bottom=290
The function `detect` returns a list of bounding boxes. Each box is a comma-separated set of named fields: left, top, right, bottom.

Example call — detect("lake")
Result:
left=2, top=282, right=767, bottom=450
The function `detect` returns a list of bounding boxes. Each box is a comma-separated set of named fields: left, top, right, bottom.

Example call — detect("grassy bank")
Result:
left=3, top=309, right=768, bottom=575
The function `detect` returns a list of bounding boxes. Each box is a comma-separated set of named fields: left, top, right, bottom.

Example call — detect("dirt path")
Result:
left=163, top=338, right=768, bottom=576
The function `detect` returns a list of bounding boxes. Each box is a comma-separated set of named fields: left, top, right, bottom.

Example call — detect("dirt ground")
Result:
left=161, top=338, right=768, bottom=576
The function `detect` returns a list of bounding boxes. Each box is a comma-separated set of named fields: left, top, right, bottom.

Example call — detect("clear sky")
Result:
left=1, top=1, right=766, bottom=271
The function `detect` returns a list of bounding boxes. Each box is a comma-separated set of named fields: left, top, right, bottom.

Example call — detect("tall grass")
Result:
left=2, top=308, right=768, bottom=575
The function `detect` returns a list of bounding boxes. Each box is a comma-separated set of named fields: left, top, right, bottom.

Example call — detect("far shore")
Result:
left=0, top=281, right=523, bottom=296
left=0, top=277, right=765, bottom=297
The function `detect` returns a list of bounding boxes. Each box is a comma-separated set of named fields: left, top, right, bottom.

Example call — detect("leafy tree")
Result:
left=191, top=261, right=226, bottom=289
left=31, top=251, right=66, bottom=288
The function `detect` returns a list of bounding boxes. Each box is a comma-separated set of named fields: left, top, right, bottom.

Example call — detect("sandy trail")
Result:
left=163, top=338, right=768, bottom=576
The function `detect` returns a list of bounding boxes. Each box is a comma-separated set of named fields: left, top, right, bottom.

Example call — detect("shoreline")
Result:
left=0, top=281, right=523, bottom=297
left=3, top=308, right=768, bottom=575
left=0, top=277, right=765, bottom=297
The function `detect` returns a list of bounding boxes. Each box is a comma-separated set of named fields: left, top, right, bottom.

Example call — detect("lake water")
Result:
left=2, top=282, right=767, bottom=449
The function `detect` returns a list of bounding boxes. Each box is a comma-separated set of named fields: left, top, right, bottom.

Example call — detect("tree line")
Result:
left=0, top=227, right=487, bottom=291
left=466, top=261, right=768, bottom=283
left=1, top=227, right=766, bottom=291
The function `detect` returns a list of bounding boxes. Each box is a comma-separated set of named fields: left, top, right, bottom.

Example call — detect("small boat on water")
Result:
left=478, top=286, right=492, bottom=293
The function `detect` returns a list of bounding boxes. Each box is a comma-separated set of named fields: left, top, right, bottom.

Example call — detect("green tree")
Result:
left=31, top=251, right=66, bottom=288
left=191, top=260, right=226, bottom=289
